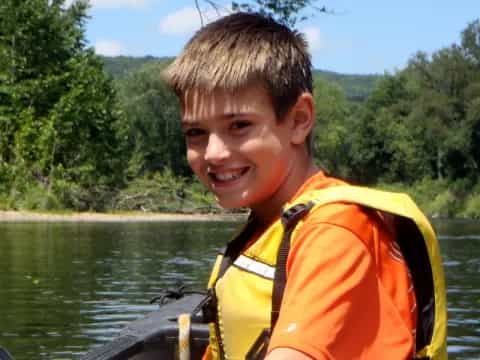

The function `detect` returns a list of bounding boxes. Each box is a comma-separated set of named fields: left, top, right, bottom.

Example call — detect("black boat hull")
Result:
left=82, top=294, right=209, bottom=360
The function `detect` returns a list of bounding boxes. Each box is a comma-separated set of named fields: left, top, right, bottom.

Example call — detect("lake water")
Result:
left=0, top=219, right=478, bottom=359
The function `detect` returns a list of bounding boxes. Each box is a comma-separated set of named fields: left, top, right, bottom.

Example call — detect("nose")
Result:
left=204, top=133, right=230, bottom=164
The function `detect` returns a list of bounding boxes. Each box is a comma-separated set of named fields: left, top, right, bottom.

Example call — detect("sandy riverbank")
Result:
left=0, top=210, right=246, bottom=223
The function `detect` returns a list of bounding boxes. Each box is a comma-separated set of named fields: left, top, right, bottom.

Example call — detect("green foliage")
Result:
left=0, top=0, right=125, bottom=209
left=314, top=70, right=381, bottom=102
left=461, top=19, right=480, bottom=65
left=115, top=62, right=190, bottom=178
left=345, top=74, right=418, bottom=183
left=100, top=55, right=172, bottom=79
left=379, top=178, right=480, bottom=219
left=0, top=3, right=479, bottom=219
left=459, top=188, right=480, bottom=219
left=112, top=169, right=217, bottom=213
left=14, top=184, right=61, bottom=211
left=311, top=77, right=352, bottom=178
left=428, top=190, right=458, bottom=218
left=405, top=45, right=476, bottom=180
left=345, top=20, right=480, bottom=188
left=231, top=0, right=325, bottom=28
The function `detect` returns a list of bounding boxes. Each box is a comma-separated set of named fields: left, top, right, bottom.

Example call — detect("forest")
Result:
left=1, top=0, right=479, bottom=218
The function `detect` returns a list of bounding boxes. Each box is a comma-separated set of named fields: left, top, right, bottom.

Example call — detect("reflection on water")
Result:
left=436, top=220, right=480, bottom=360
left=0, top=219, right=478, bottom=359
left=0, top=221, right=234, bottom=359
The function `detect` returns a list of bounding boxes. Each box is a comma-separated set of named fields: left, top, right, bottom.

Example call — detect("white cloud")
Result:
left=159, top=7, right=200, bottom=35
left=301, top=27, right=324, bottom=52
left=94, top=40, right=126, bottom=56
left=64, top=0, right=149, bottom=9
left=159, top=7, right=227, bottom=36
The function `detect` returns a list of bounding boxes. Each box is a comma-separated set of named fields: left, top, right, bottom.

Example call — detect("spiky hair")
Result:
left=163, top=12, right=313, bottom=120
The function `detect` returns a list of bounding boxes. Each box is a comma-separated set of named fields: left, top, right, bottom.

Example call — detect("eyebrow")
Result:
left=181, top=119, right=198, bottom=127
left=181, top=112, right=251, bottom=127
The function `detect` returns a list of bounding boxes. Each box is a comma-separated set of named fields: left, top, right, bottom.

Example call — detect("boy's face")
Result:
left=181, top=87, right=299, bottom=211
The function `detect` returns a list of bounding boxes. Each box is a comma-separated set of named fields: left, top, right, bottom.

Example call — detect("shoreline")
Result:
left=0, top=210, right=247, bottom=223
left=1, top=210, right=471, bottom=223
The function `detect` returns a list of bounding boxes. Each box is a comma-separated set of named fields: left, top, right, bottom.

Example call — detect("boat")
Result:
left=0, top=348, right=14, bottom=360
left=81, top=293, right=209, bottom=359
left=0, top=293, right=208, bottom=360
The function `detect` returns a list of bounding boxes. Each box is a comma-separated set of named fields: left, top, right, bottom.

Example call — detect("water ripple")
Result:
left=1, top=220, right=478, bottom=360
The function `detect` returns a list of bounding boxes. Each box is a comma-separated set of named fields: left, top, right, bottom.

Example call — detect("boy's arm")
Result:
left=266, top=206, right=379, bottom=359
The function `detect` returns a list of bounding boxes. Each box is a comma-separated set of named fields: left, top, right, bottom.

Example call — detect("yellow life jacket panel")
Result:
left=204, top=185, right=447, bottom=360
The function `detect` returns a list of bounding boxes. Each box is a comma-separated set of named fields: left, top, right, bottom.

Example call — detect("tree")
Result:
left=461, top=19, right=480, bottom=174
left=196, top=0, right=330, bottom=28
left=0, top=0, right=125, bottom=210
left=407, top=45, right=476, bottom=181
left=461, top=19, right=480, bottom=66
left=347, top=19, right=480, bottom=185
left=346, top=74, right=415, bottom=184
left=311, top=76, right=353, bottom=179
left=116, top=62, right=190, bottom=179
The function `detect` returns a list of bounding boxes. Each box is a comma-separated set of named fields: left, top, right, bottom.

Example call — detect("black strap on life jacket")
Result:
left=245, top=329, right=270, bottom=360
left=200, top=215, right=259, bottom=360
left=244, top=203, right=314, bottom=360
left=271, top=202, right=314, bottom=330
left=207, top=201, right=437, bottom=360
left=271, top=203, right=436, bottom=360
left=201, top=214, right=259, bottom=319
left=392, top=215, right=435, bottom=357
left=243, top=203, right=315, bottom=360
left=217, top=215, right=259, bottom=279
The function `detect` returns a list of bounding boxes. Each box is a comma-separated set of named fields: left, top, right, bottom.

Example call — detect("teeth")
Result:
left=215, top=170, right=243, bottom=181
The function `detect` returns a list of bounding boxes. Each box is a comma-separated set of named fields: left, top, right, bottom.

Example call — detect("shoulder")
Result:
left=294, top=202, right=380, bottom=245
left=290, top=172, right=392, bottom=246
left=284, top=202, right=381, bottom=277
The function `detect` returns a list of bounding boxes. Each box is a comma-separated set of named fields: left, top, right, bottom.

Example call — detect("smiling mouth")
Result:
left=209, top=167, right=249, bottom=183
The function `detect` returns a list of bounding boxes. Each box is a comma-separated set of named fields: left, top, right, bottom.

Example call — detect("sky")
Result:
left=77, top=0, right=480, bottom=74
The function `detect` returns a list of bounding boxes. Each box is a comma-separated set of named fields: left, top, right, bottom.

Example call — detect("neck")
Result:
left=251, top=157, right=318, bottom=227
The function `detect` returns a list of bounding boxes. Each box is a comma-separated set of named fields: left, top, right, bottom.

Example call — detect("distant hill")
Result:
left=314, top=70, right=382, bottom=102
left=99, top=55, right=173, bottom=79
left=100, top=56, right=382, bottom=101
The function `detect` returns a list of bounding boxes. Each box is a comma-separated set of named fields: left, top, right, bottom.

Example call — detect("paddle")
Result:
left=0, top=348, right=14, bottom=360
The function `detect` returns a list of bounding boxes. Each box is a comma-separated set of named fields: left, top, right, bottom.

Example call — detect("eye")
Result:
left=230, top=120, right=251, bottom=132
left=183, top=128, right=206, bottom=138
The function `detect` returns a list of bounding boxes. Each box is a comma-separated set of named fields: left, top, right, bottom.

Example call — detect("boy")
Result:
left=163, top=12, right=446, bottom=360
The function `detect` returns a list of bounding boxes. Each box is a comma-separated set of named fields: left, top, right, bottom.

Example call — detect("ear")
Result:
left=289, top=92, right=315, bottom=145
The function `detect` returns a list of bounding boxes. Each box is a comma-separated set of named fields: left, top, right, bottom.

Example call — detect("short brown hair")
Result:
left=163, top=12, right=313, bottom=120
